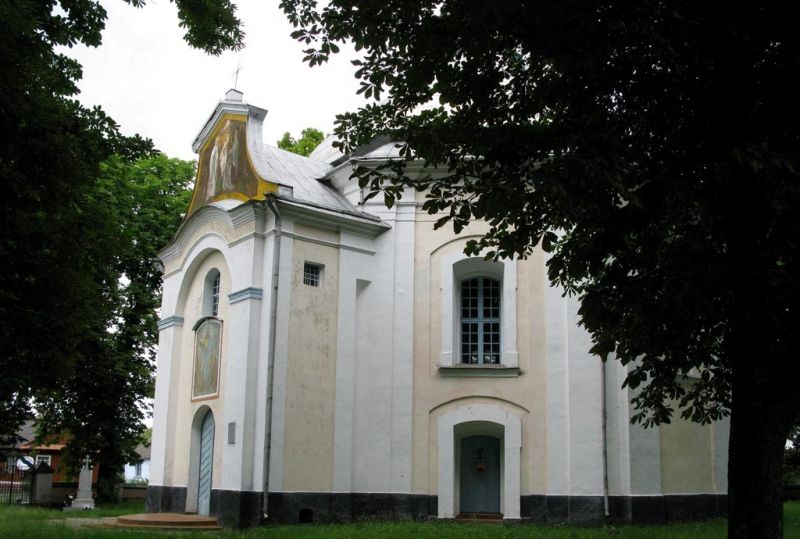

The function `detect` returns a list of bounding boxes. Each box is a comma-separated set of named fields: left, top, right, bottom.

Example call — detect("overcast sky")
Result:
left=68, top=0, right=364, bottom=160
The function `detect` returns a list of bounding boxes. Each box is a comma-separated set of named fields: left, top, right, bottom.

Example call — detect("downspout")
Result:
left=262, top=195, right=281, bottom=520
left=602, top=359, right=610, bottom=517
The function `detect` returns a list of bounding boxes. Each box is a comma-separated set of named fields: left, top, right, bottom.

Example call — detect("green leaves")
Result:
left=279, top=1, right=800, bottom=434
left=171, top=0, right=244, bottom=55
left=540, top=231, right=558, bottom=253
left=0, top=0, right=227, bottom=472
left=277, top=127, right=325, bottom=157
left=33, top=154, right=193, bottom=476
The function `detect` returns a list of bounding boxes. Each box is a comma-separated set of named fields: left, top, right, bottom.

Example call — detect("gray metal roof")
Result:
left=250, top=143, right=370, bottom=218
left=308, top=135, right=345, bottom=164
left=189, top=92, right=380, bottom=222
left=212, top=93, right=370, bottom=218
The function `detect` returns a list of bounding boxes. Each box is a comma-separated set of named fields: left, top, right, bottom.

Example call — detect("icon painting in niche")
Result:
left=193, top=318, right=222, bottom=398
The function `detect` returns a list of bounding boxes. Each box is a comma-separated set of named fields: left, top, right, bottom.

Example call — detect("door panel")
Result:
left=459, top=435, right=501, bottom=513
left=197, top=411, right=214, bottom=516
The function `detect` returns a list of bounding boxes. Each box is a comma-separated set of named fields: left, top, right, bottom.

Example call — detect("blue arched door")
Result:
left=459, top=435, right=501, bottom=514
left=197, top=410, right=215, bottom=516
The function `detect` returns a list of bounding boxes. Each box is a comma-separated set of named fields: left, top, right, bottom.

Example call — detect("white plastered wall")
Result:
left=329, top=195, right=415, bottom=494
left=151, top=203, right=274, bottom=500
left=411, top=209, right=548, bottom=511
left=166, top=247, right=231, bottom=498
left=605, top=363, right=731, bottom=498
left=265, top=189, right=414, bottom=494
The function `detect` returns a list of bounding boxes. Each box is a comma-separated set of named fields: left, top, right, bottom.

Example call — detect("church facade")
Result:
left=146, top=90, right=729, bottom=528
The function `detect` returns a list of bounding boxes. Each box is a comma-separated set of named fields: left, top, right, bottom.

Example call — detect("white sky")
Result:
left=68, top=0, right=364, bottom=160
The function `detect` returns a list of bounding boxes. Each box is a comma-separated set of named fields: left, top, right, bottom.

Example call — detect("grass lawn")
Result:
left=0, top=501, right=798, bottom=538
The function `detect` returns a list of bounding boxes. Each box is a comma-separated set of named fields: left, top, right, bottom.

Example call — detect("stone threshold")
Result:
left=104, top=513, right=221, bottom=530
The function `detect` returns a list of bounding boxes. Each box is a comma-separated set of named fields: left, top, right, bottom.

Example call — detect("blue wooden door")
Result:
left=197, top=411, right=214, bottom=516
left=459, top=435, right=501, bottom=514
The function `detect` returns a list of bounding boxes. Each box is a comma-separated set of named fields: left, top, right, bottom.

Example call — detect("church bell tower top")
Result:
left=184, top=90, right=277, bottom=217
left=224, top=88, right=244, bottom=102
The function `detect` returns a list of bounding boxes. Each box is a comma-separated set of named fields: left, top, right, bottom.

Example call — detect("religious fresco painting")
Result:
left=193, top=318, right=222, bottom=399
left=194, top=116, right=259, bottom=210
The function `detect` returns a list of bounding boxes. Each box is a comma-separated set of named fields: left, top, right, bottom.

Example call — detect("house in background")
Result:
left=14, top=421, right=99, bottom=484
left=2, top=421, right=100, bottom=503
left=124, top=445, right=151, bottom=484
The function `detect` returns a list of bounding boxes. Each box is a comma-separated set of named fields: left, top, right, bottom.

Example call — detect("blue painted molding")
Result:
left=157, top=316, right=185, bottom=330
left=228, top=287, right=264, bottom=304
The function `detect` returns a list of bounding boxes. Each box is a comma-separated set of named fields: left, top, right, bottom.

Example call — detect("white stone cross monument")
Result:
left=64, top=455, right=95, bottom=511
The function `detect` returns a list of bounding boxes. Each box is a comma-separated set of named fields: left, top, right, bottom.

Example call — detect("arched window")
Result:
left=202, top=269, right=221, bottom=317
left=193, top=269, right=223, bottom=399
left=210, top=272, right=220, bottom=316
left=460, top=277, right=501, bottom=364
left=440, top=254, right=518, bottom=371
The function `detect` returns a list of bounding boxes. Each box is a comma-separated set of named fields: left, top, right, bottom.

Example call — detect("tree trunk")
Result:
left=721, top=173, right=798, bottom=538
left=96, top=462, right=122, bottom=503
left=727, top=361, right=792, bottom=538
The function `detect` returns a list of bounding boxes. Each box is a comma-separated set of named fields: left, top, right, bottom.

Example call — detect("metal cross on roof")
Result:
left=233, top=62, right=243, bottom=90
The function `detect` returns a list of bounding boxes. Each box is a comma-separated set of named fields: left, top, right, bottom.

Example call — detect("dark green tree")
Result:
left=277, top=127, right=325, bottom=156
left=0, top=0, right=238, bottom=479
left=36, top=154, right=193, bottom=498
left=279, top=2, right=800, bottom=537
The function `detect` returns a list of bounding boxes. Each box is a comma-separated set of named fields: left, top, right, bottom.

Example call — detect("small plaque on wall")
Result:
left=228, top=422, right=236, bottom=445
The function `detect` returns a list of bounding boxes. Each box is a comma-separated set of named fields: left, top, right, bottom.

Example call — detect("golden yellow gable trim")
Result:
left=186, top=112, right=279, bottom=217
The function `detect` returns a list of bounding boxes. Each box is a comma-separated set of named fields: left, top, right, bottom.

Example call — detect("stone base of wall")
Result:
left=521, top=494, right=727, bottom=524
left=145, top=485, right=186, bottom=514
left=266, top=492, right=437, bottom=524
left=145, top=488, right=726, bottom=528
left=210, top=489, right=263, bottom=528
left=145, top=485, right=262, bottom=528
left=609, top=494, right=727, bottom=523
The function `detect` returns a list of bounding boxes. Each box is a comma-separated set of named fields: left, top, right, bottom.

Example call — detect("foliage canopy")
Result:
left=279, top=2, right=800, bottom=536
left=277, top=128, right=326, bottom=157
left=279, top=0, right=800, bottom=425
left=0, top=0, right=237, bottom=473
left=35, top=154, right=194, bottom=475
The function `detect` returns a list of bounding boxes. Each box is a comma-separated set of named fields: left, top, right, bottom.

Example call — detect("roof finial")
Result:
left=232, top=61, right=243, bottom=90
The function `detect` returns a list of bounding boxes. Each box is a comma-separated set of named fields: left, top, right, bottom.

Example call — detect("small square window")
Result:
left=303, top=263, right=322, bottom=287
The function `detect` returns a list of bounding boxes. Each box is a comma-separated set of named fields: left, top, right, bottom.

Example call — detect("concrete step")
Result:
left=104, top=513, right=221, bottom=530
left=455, top=512, right=504, bottom=523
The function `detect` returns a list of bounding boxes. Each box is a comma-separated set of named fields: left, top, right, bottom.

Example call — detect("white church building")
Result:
left=146, top=90, right=729, bottom=527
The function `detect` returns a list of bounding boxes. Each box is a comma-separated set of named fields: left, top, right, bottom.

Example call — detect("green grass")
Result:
left=0, top=501, right=797, bottom=538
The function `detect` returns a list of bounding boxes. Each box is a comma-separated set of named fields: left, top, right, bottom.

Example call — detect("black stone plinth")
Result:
left=520, top=494, right=727, bottom=524
left=146, top=488, right=726, bottom=528
left=266, top=492, right=437, bottom=524
left=145, top=485, right=186, bottom=514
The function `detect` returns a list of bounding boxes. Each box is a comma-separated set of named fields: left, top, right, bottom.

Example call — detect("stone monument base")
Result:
left=64, top=498, right=95, bottom=511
